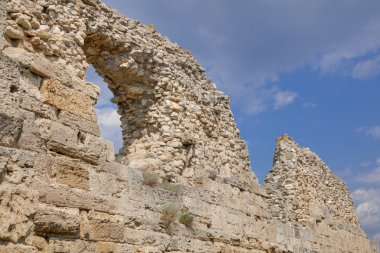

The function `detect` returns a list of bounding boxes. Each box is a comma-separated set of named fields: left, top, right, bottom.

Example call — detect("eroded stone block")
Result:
left=51, top=157, right=90, bottom=190
left=0, top=243, right=38, bottom=253
left=40, top=79, right=96, bottom=121
left=34, top=205, right=80, bottom=237
left=0, top=184, right=38, bottom=243
left=35, top=180, right=116, bottom=213
left=84, top=210, right=125, bottom=242
left=0, top=112, right=23, bottom=147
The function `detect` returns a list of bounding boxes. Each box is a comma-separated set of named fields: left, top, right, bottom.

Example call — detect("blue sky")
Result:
left=87, top=0, right=380, bottom=244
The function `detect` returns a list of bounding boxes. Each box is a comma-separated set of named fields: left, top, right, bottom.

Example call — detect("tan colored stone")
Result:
left=32, top=236, right=49, bottom=252
left=33, top=205, right=80, bottom=237
left=86, top=210, right=125, bottom=242
left=40, top=79, right=96, bottom=121
left=97, top=242, right=116, bottom=253
left=0, top=184, right=38, bottom=243
left=51, top=157, right=90, bottom=190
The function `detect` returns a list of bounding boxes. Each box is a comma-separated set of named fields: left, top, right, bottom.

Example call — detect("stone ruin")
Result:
left=0, top=0, right=378, bottom=252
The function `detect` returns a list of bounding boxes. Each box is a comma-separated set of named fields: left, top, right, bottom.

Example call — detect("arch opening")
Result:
left=82, top=32, right=161, bottom=168
left=85, top=65, right=123, bottom=155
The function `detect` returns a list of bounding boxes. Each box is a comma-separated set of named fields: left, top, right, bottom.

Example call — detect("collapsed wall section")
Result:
left=264, top=135, right=371, bottom=245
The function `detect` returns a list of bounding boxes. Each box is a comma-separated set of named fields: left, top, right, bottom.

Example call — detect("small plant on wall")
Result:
left=160, top=203, right=179, bottom=227
left=179, top=212, right=193, bottom=227
left=142, top=171, right=160, bottom=187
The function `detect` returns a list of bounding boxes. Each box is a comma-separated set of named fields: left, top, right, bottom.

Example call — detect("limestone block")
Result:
left=0, top=146, right=36, bottom=185
left=90, top=168, right=119, bottom=196
left=40, top=79, right=96, bottom=121
left=51, top=156, right=90, bottom=190
left=0, top=244, right=38, bottom=253
left=38, top=120, right=114, bottom=164
left=49, top=239, right=97, bottom=253
left=58, top=110, right=100, bottom=136
left=123, top=228, right=171, bottom=248
left=16, top=111, right=47, bottom=153
left=19, top=95, right=57, bottom=120
left=0, top=112, right=23, bottom=147
left=0, top=53, right=20, bottom=91
left=31, top=236, right=49, bottom=252
left=0, top=184, right=38, bottom=243
left=2, top=47, right=82, bottom=87
left=84, top=210, right=125, bottom=242
left=35, top=180, right=116, bottom=213
left=34, top=205, right=80, bottom=237
left=97, top=242, right=116, bottom=253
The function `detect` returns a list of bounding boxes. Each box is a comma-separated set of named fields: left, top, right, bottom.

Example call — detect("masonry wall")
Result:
left=0, top=0, right=378, bottom=252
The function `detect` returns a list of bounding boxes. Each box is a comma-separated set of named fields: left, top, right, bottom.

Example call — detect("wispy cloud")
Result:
left=352, top=54, right=380, bottom=79
left=105, top=0, right=380, bottom=115
left=351, top=157, right=380, bottom=244
left=357, top=168, right=380, bottom=184
left=352, top=187, right=380, bottom=241
left=95, top=107, right=123, bottom=153
left=273, top=91, right=297, bottom=109
left=358, top=126, right=380, bottom=139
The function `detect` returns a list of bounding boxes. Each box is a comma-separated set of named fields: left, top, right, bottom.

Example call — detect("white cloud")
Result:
left=357, top=126, right=380, bottom=139
left=86, top=66, right=123, bottom=153
left=96, top=107, right=121, bottom=128
left=86, top=66, right=115, bottom=108
left=358, top=167, right=380, bottom=184
left=355, top=157, right=380, bottom=184
left=273, top=91, right=297, bottom=109
left=95, top=107, right=123, bottom=153
left=106, top=0, right=380, bottom=115
left=367, top=126, right=380, bottom=139
left=352, top=187, right=380, bottom=243
left=352, top=54, right=380, bottom=79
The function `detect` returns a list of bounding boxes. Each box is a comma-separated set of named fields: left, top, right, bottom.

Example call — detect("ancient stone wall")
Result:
left=264, top=135, right=362, bottom=232
left=0, top=0, right=378, bottom=252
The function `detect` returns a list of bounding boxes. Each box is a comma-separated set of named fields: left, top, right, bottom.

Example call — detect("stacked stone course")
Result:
left=0, top=0, right=378, bottom=252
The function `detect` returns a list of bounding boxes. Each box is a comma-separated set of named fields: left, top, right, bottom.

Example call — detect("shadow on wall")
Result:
left=85, top=65, right=123, bottom=154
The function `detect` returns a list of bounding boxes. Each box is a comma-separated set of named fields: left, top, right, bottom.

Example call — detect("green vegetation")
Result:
left=179, top=212, right=193, bottom=226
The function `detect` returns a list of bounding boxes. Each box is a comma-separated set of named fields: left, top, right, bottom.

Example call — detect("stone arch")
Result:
left=1, top=0, right=258, bottom=188
left=83, top=32, right=158, bottom=161
left=76, top=13, right=259, bottom=188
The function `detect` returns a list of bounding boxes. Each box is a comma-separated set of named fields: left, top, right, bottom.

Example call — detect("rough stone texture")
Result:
left=264, top=135, right=362, bottom=232
left=0, top=113, right=23, bottom=147
left=0, top=0, right=378, bottom=252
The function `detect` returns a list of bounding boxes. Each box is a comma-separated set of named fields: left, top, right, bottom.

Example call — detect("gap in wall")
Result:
left=85, top=65, right=123, bottom=154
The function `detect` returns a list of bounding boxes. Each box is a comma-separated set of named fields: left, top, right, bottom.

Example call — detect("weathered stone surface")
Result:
left=0, top=146, right=36, bottom=185
left=0, top=184, right=38, bottom=243
left=264, top=135, right=362, bottom=233
left=50, top=156, right=90, bottom=190
left=0, top=243, right=38, bottom=253
left=0, top=112, right=23, bottom=147
left=40, top=79, right=96, bottom=121
left=0, top=0, right=378, bottom=252
left=81, top=210, right=125, bottom=242
left=33, top=205, right=80, bottom=237
left=36, top=119, right=114, bottom=164
left=0, top=1, right=6, bottom=50
left=35, top=180, right=116, bottom=213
